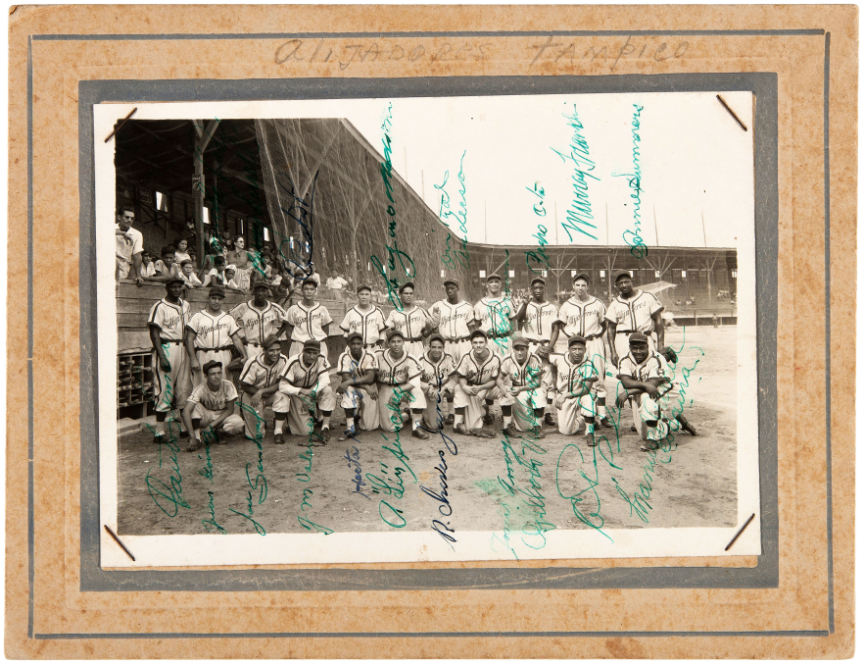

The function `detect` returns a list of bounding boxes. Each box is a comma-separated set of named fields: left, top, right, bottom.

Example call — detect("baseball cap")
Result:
left=345, top=332, right=363, bottom=344
left=568, top=335, right=587, bottom=347
left=486, top=274, right=502, bottom=282
left=209, top=286, right=225, bottom=298
left=530, top=278, right=545, bottom=287
left=166, top=276, right=184, bottom=287
left=615, top=272, right=633, bottom=283
left=629, top=332, right=649, bottom=345
left=512, top=335, right=529, bottom=348
left=303, top=339, right=321, bottom=351
left=443, top=279, right=459, bottom=288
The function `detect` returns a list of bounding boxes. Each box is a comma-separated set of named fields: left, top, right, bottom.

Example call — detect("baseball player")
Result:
left=428, top=279, right=476, bottom=363
left=418, top=334, right=457, bottom=431
left=452, top=329, right=504, bottom=437
left=335, top=332, right=380, bottom=439
left=115, top=206, right=143, bottom=285
left=606, top=272, right=665, bottom=367
left=231, top=282, right=288, bottom=367
left=497, top=335, right=546, bottom=438
left=515, top=276, right=558, bottom=423
left=339, top=285, right=387, bottom=350
left=375, top=329, right=429, bottom=438
left=284, top=278, right=333, bottom=357
left=148, top=277, right=192, bottom=443
left=181, top=360, right=245, bottom=452
left=278, top=339, right=336, bottom=443
left=550, top=335, right=602, bottom=446
left=616, top=335, right=698, bottom=450
left=238, top=340, right=291, bottom=444
left=551, top=273, right=612, bottom=425
left=384, top=282, right=435, bottom=359
left=474, top=274, right=517, bottom=359
left=184, top=286, right=246, bottom=384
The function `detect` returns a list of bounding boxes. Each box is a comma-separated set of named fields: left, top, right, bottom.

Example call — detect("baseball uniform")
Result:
left=429, top=300, right=475, bottom=362
left=550, top=352, right=601, bottom=435
left=500, top=352, right=546, bottom=432
left=187, top=310, right=240, bottom=383
left=284, top=301, right=332, bottom=358
left=238, top=352, right=291, bottom=437
left=418, top=351, right=457, bottom=430
left=336, top=348, right=380, bottom=432
left=385, top=305, right=432, bottom=359
left=375, top=349, right=427, bottom=432
left=340, top=305, right=387, bottom=350
left=474, top=296, right=516, bottom=358
left=148, top=297, right=192, bottom=413
left=605, top=290, right=663, bottom=360
left=186, top=379, right=245, bottom=436
left=231, top=300, right=287, bottom=364
left=453, top=350, right=503, bottom=430
left=556, top=296, right=609, bottom=398
left=278, top=353, right=336, bottom=436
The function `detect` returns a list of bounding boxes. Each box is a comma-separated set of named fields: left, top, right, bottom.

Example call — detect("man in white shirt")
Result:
left=473, top=274, right=517, bottom=359
left=284, top=279, right=333, bottom=358
left=606, top=272, right=665, bottom=367
left=429, top=279, right=476, bottom=363
left=340, top=285, right=387, bottom=350
left=115, top=206, right=143, bottom=285
left=184, top=286, right=247, bottom=385
left=384, top=282, right=434, bottom=359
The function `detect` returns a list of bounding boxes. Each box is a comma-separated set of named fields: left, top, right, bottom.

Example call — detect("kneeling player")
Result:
left=498, top=335, right=545, bottom=438
left=181, top=360, right=245, bottom=452
left=452, top=330, right=504, bottom=437
left=418, top=334, right=456, bottom=431
left=375, top=330, right=429, bottom=438
left=551, top=335, right=601, bottom=446
left=278, top=339, right=336, bottom=443
left=616, top=333, right=693, bottom=450
left=238, top=340, right=290, bottom=444
left=335, top=332, right=379, bottom=439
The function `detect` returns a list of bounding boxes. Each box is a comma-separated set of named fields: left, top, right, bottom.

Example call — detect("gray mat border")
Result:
left=24, top=24, right=827, bottom=639
left=77, top=73, right=778, bottom=594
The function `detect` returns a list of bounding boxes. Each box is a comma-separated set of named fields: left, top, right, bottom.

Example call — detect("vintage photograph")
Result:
left=97, top=93, right=760, bottom=566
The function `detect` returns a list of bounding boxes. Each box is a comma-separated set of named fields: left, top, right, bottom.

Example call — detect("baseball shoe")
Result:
left=273, top=432, right=285, bottom=445
left=153, top=433, right=166, bottom=445
left=454, top=424, right=469, bottom=435
left=585, top=432, right=597, bottom=447
left=640, top=440, right=660, bottom=452
left=531, top=426, right=546, bottom=439
left=482, top=411, right=494, bottom=426
left=676, top=415, right=698, bottom=436
left=445, top=413, right=455, bottom=425
left=338, top=426, right=356, bottom=442
left=503, top=423, right=520, bottom=437
left=473, top=428, right=494, bottom=438
left=598, top=416, right=613, bottom=428
left=320, top=427, right=330, bottom=444
left=544, top=412, right=556, bottom=426
left=412, top=427, right=429, bottom=440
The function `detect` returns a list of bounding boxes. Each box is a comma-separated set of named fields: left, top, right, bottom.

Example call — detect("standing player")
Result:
left=375, top=330, right=429, bottom=439
left=474, top=274, right=517, bottom=359
left=231, top=282, right=288, bottom=366
left=515, top=276, right=558, bottom=424
left=238, top=340, right=291, bottom=444
left=428, top=279, right=476, bottom=363
left=606, top=272, right=665, bottom=367
left=339, top=285, right=387, bottom=350
left=181, top=360, right=245, bottom=452
left=278, top=339, right=336, bottom=443
left=551, top=335, right=601, bottom=447
left=418, top=334, right=457, bottom=431
left=551, top=273, right=612, bottom=426
left=284, top=278, right=333, bottom=357
left=184, top=286, right=247, bottom=384
left=148, top=277, right=192, bottom=443
left=385, top=282, right=435, bottom=359
left=335, top=332, right=380, bottom=439
left=497, top=335, right=545, bottom=438
left=452, top=330, right=504, bottom=437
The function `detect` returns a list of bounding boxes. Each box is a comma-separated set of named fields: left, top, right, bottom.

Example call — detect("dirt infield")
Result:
left=117, top=325, right=737, bottom=553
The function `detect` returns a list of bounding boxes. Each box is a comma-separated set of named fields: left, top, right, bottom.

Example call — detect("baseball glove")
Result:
left=660, top=346, right=678, bottom=364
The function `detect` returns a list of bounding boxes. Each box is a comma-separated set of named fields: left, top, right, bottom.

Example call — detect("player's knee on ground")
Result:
left=222, top=414, right=245, bottom=435
left=272, top=391, right=291, bottom=415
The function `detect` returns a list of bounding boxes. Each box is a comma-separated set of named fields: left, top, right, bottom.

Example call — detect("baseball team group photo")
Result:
left=98, top=93, right=759, bottom=565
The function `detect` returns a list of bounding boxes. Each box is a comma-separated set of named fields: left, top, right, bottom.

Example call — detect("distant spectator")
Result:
left=327, top=273, right=349, bottom=291
left=174, top=238, right=192, bottom=265
left=151, top=246, right=183, bottom=282
left=115, top=206, right=143, bottom=285
left=202, top=256, right=228, bottom=288
left=180, top=260, right=202, bottom=288
left=227, top=236, right=252, bottom=290
left=224, top=266, right=245, bottom=293
left=140, top=251, right=157, bottom=278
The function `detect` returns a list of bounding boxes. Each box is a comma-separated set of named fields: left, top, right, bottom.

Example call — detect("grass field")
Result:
left=116, top=325, right=738, bottom=551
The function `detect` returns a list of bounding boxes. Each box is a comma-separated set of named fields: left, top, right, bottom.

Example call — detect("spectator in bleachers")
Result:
left=115, top=206, right=143, bottom=285
left=174, top=238, right=192, bottom=265
left=140, top=251, right=157, bottom=278
left=151, top=246, right=183, bottom=283
left=180, top=260, right=203, bottom=288
left=202, top=256, right=228, bottom=288
left=227, top=236, right=252, bottom=291
left=224, top=265, right=245, bottom=294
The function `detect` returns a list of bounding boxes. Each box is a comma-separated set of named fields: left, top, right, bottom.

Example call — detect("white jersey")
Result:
left=187, top=379, right=238, bottom=412
left=385, top=305, right=432, bottom=341
left=340, top=305, right=387, bottom=345
left=285, top=301, right=333, bottom=342
left=231, top=300, right=286, bottom=346
left=521, top=301, right=558, bottom=342
left=551, top=353, right=601, bottom=396
left=557, top=296, right=607, bottom=338
left=605, top=290, right=663, bottom=334
left=429, top=300, right=474, bottom=340
left=474, top=296, right=516, bottom=338
left=148, top=298, right=190, bottom=341
left=187, top=310, right=239, bottom=350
